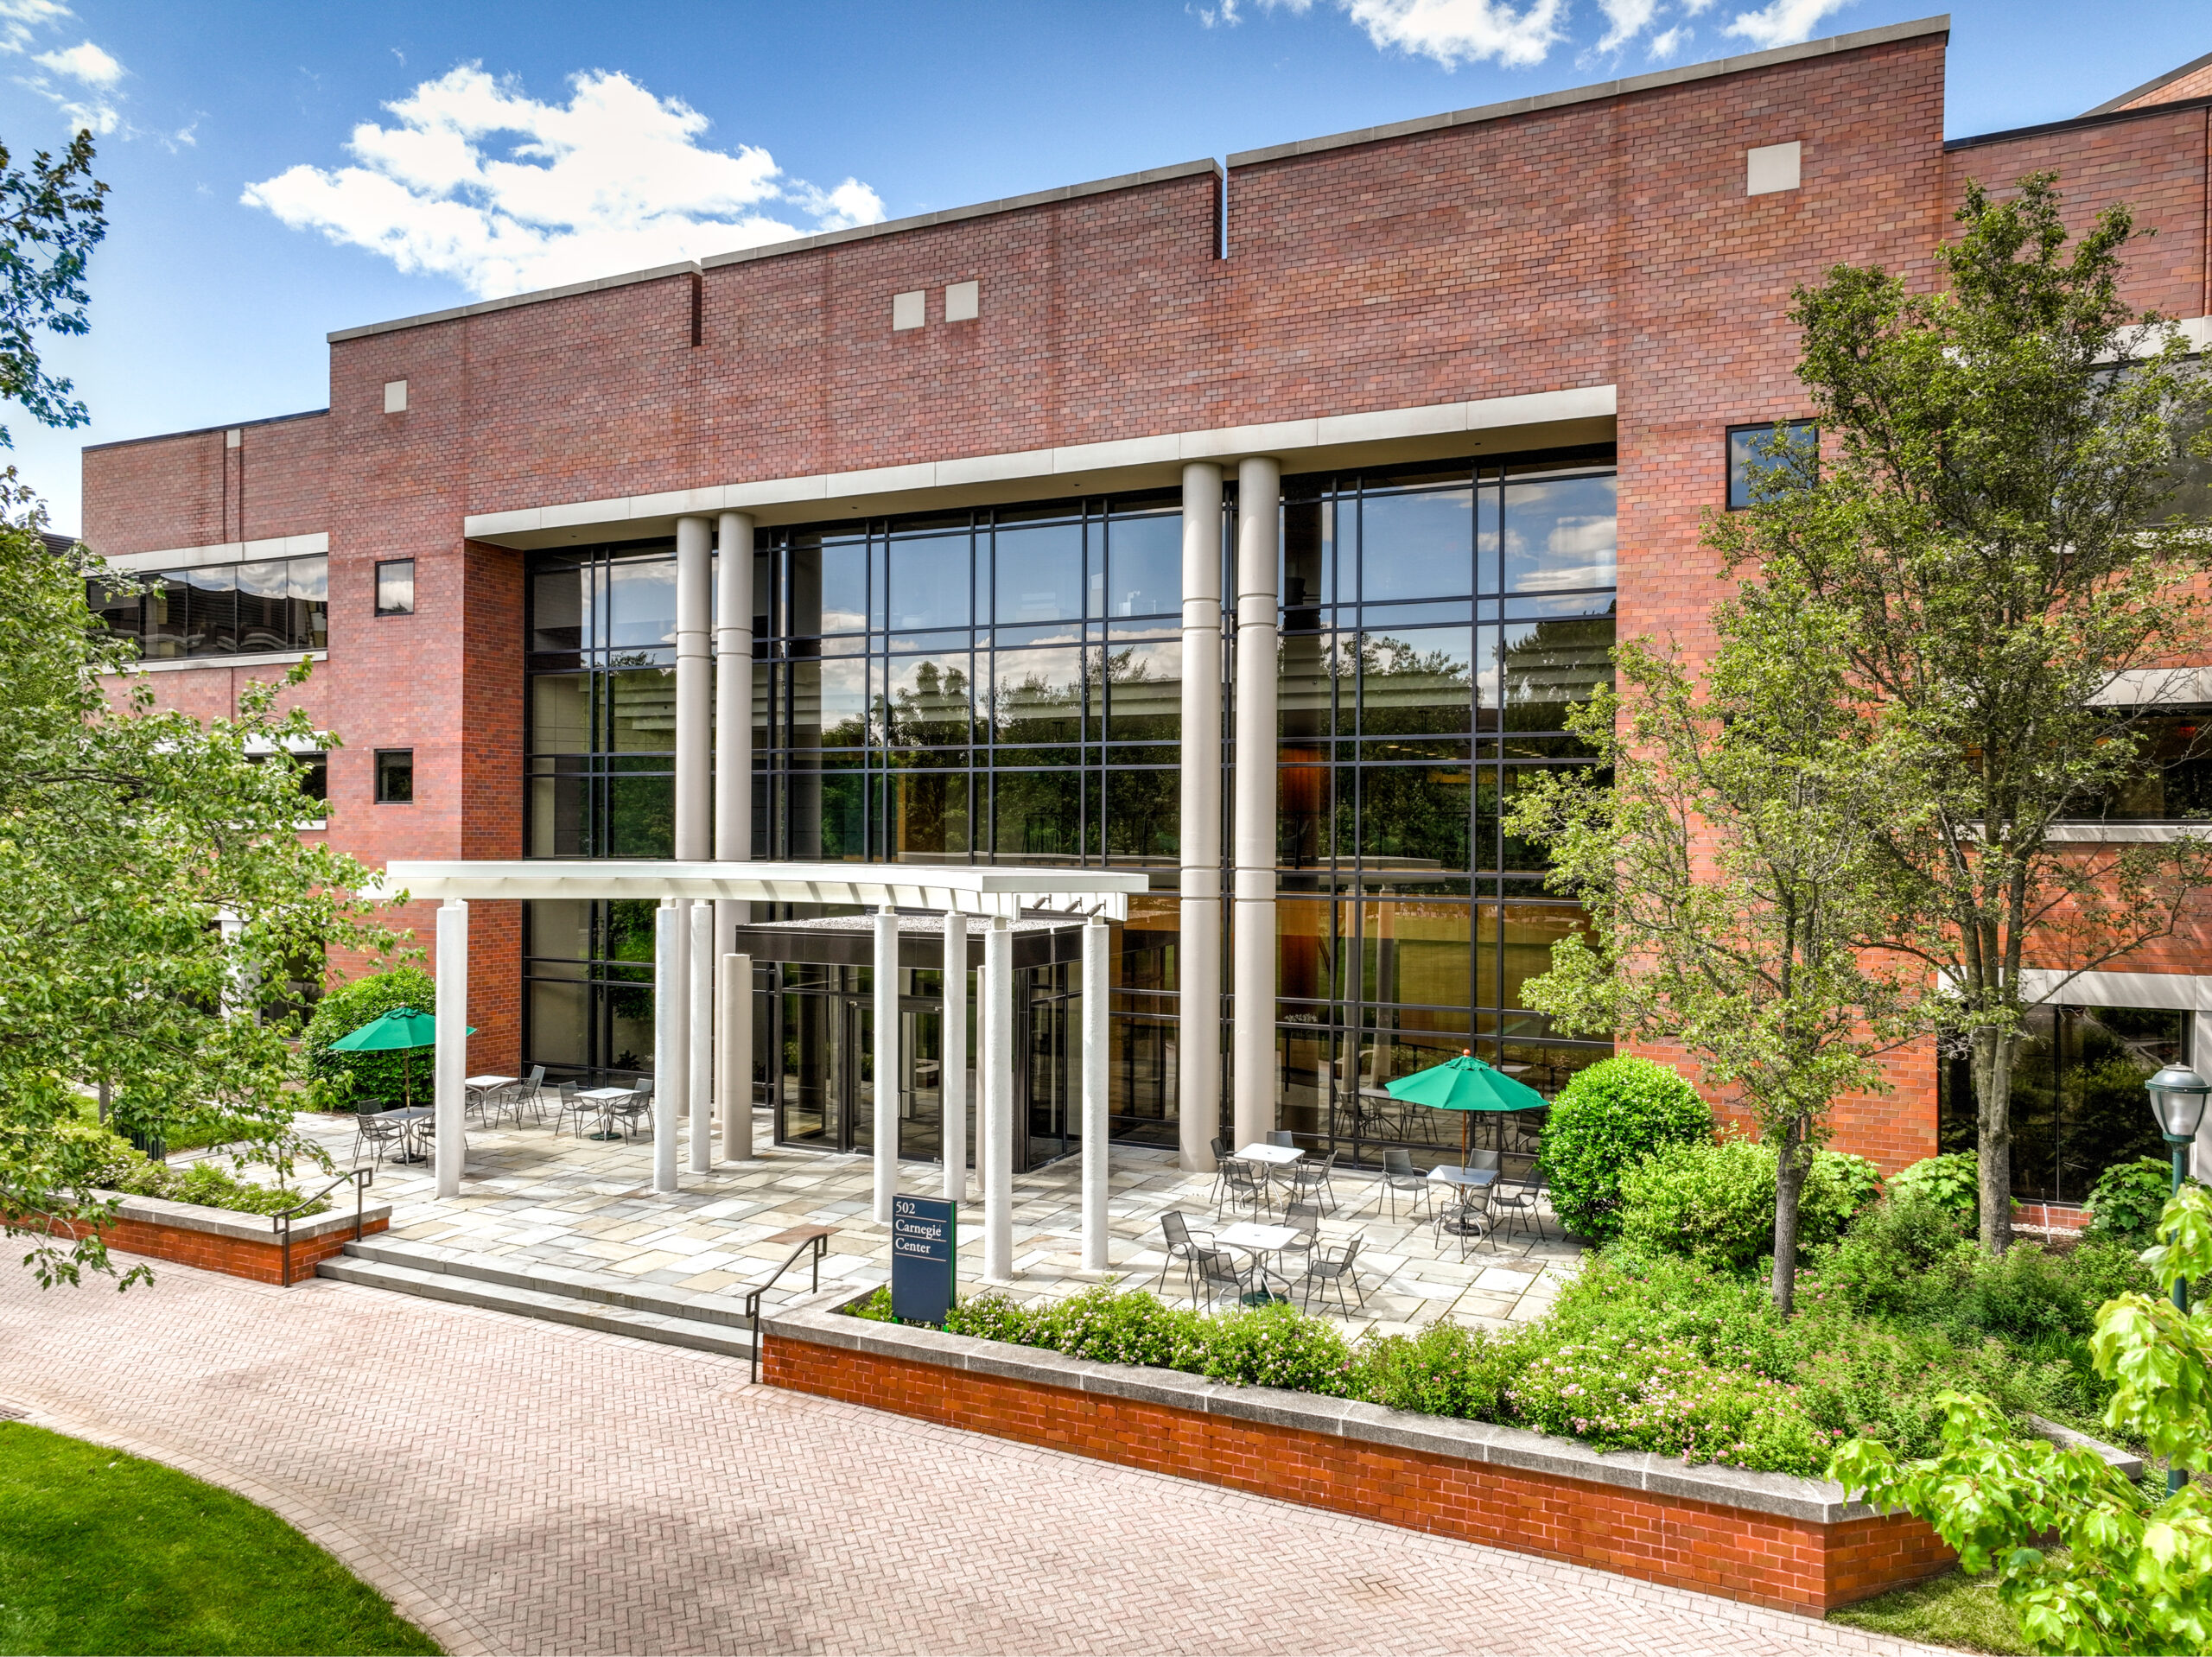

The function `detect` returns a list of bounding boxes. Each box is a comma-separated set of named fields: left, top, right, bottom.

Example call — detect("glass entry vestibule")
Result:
left=734, top=912, right=1090, bottom=1175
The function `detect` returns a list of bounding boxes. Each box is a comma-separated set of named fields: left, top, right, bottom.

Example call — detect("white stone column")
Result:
left=675, top=515, right=713, bottom=861
left=714, top=511, right=756, bottom=1079
left=433, top=899, right=468, bottom=1199
left=942, top=909, right=969, bottom=1203
left=652, top=899, right=684, bottom=1193
left=721, top=952, right=753, bottom=1162
left=1082, top=913, right=1109, bottom=1272
left=1178, top=460, right=1224, bottom=1172
left=687, top=900, right=714, bottom=1172
left=873, top=904, right=899, bottom=1223
left=983, top=915, right=1014, bottom=1280
left=1232, top=456, right=1281, bottom=1153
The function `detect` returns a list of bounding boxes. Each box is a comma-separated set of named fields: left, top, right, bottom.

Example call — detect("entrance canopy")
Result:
left=375, top=860, right=1148, bottom=921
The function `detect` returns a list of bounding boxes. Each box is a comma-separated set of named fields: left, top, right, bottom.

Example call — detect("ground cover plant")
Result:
left=851, top=1167, right=2153, bottom=1480
left=0, top=1421, right=436, bottom=1655
left=46, top=1120, right=327, bottom=1220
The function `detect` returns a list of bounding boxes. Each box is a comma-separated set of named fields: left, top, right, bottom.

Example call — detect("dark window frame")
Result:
left=374, top=748, right=415, bottom=805
left=1726, top=420, right=1819, bottom=511
left=374, top=558, right=416, bottom=617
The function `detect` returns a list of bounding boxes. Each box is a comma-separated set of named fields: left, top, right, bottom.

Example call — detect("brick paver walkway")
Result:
left=0, top=1260, right=1935, bottom=1656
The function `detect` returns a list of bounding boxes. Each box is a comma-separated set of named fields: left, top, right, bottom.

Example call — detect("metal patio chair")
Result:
left=1280, top=1149, right=1339, bottom=1215
left=1154, top=1210, right=1216, bottom=1303
left=1192, top=1241, right=1256, bottom=1312
left=1378, top=1147, right=1432, bottom=1222
left=1217, top=1156, right=1272, bottom=1220
left=351, top=1099, right=405, bottom=1173
left=1299, top=1235, right=1368, bottom=1317
left=607, top=1076, right=654, bottom=1142
left=1491, top=1165, right=1549, bottom=1248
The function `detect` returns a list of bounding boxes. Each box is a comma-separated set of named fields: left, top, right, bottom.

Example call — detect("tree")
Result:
left=1721, top=173, right=2212, bottom=1254
left=1833, top=1185, right=2212, bottom=1654
left=0, top=128, right=391, bottom=1286
left=1508, top=585, right=1919, bottom=1311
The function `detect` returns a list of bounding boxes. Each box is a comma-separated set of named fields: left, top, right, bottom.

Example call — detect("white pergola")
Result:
left=377, top=859, right=1148, bottom=1279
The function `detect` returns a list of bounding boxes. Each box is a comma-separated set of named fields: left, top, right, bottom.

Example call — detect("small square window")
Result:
left=1726, top=421, right=1819, bottom=510
left=375, top=749, right=414, bottom=804
left=375, top=559, right=416, bottom=616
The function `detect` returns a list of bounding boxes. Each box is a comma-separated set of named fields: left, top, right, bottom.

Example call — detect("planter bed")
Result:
left=55, top=1188, right=391, bottom=1286
left=760, top=1286, right=1955, bottom=1616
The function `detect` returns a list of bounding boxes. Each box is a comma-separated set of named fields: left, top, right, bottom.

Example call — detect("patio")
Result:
left=276, top=1099, right=1584, bottom=1338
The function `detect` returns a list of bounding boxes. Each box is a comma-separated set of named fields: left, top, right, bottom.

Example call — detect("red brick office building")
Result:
left=78, top=16, right=2212, bottom=1204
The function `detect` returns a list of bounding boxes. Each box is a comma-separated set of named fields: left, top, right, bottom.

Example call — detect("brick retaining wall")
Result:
left=53, top=1191, right=391, bottom=1286
left=761, top=1291, right=1953, bottom=1616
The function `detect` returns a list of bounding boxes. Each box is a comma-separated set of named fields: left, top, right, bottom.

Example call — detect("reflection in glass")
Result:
left=532, top=565, right=585, bottom=653
left=237, top=561, right=288, bottom=651
left=532, top=675, right=590, bottom=754
left=1104, top=768, right=1177, bottom=860
left=992, top=646, right=1084, bottom=746
left=289, top=556, right=329, bottom=651
left=886, top=657, right=973, bottom=749
left=887, top=533, right=971, bottom=632
left=1503, top=476, right=1616, bottom=593
left=188, top=565, right=236, bottom=655
left=1362, top=488, right=1473, bottom=602
left=604, top=557, right=677, bottom=652
left=1496, top=616, right=1613, bottom=731
left=607, top=669, right=677, bottom=751
left=1493, top=902, right=1592, bottom=1011
left=995, top=521, right=1084, bottom=623
left=889, top=771, right=968, bottom=861
left=1103, top=638, right=1179, bottom=741
left=1357, top=767, right=1470, bottom=873
left=1282, top=498, right=1332, bottom=618
left=1106, top=512, right=1180, bottom=617
left=994, top=771, right=1081, bottom=862
left=1359, top=627, right=1472, bottom=739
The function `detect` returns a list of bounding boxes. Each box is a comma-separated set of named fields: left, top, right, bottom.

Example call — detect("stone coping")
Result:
left=92, top=1189, right=391, bottom=1246
left=765, top=1287, right=1870, bottom=1525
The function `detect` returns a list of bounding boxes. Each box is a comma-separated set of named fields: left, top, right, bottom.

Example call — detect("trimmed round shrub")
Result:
left=302, top=966, right=438, bottom=1110
left=1618, top=1137, right=1878, bottom=1272
left=1537, top=1056, right=1712, bottom=1242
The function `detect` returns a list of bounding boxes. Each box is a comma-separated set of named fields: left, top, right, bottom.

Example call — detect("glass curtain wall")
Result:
left=1269, top=453, right=1618, bottom=1165
left=1940, top=1006, right=2188, bottom=1203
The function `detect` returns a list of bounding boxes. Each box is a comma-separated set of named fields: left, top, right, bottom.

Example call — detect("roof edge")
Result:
left=325, top=158, right=1224, bottom=345
left=2081, top=48, right=2212, bottom=118
left=1224, top=14, right=1949, bottom=168
left=1946, top=92, right=2212, bottom=153
left=81, top=406, right=329, bottom=454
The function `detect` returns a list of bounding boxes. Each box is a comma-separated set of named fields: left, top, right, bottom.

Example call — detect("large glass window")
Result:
left=89, top=554, right=327, bottom=658
left=1940, top=1005, right=2187, bottom=1204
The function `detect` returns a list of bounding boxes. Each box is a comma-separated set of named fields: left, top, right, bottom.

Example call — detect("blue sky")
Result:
left=0, top=0, right=2202, bottom=534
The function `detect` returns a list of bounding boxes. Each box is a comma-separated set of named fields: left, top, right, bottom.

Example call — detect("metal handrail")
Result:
left=744, top=1229, right=831, bottom=1384
left=273, top=1166, right=373, bottom=1287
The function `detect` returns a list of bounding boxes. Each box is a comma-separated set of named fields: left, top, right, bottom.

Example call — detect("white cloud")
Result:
left=0, top=0, right=69, bottom=55
left=1219, top=0, right=1562, bottom=68
left=1594, top=0, right=1658, bottom=53
left=1722, top=0, right=1855, bottom=49
left=1647, top=23, right=1688, bottom=56
left=241, top=65, right=888, bottom=300
left=34, top=38, right=117, bottom=86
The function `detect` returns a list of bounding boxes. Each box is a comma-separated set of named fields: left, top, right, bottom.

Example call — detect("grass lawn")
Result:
left=0, top=1423, right=437, bottom=1656
left=1828, top=1566, right=2031, bottom=1654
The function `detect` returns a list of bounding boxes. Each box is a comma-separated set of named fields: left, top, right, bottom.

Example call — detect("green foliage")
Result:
left=1724, top=173, right=2212, bottom=1253
left=1832, top=1187, right=2212, bottom=1654
left=1357, top=1320, right=1529, bottom=1420
left=1537, top=1056, right=1713, bottom=1242
left=1890, top=1152, right=1983, bottom=1223
left=1618, top=1137, right=1880, bottom=1273
left=45, top=1119, right=326, bottom=1218
left=0, top=1421, right=436, bottom=1655
left=303, top=967, right=440, bottom=1110
left=2084, top=1157, right=2184, bottom=1247
left=0, top=131, right=105, bottom=446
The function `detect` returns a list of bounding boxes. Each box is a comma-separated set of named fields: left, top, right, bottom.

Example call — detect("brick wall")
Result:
left=59, top=1210, right=388, bottom=1286
left=764, top=1330, right=1952, bottom=1616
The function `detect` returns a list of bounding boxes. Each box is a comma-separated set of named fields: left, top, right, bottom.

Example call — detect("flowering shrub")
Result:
left=1198, top=1299, right=1358, bottom=1395
left=1505, top=1327, right=1839, bottom=1475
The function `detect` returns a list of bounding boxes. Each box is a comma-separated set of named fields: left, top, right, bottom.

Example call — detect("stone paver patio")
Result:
left=0, top=1254, right=1936, bottom=1656
left=267, top=1101, right=1584, bottom=1332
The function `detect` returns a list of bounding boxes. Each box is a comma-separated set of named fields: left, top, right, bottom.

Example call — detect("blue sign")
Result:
left=890, top=1195, right=957, bottom=1324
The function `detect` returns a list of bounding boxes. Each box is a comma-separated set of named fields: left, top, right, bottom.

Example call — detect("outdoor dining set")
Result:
left=1153, top=1126, right=1554, bottom=1318
left=347, top=1066, right=661, bottom=1171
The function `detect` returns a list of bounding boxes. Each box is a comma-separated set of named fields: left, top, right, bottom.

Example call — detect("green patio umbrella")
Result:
left=1383, top=1051, right=1549, bottom=1166
left=326, top=1006, right=474, bottom=1109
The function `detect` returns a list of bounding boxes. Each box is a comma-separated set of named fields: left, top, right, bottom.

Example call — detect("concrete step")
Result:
left=317, top=1240, right=757, bottom=1361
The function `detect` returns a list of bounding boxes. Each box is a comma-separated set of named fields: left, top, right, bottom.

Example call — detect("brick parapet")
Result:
left=760, top=1289, right=1953, bottom=1615
left=48, top=1191, right=392, bottom=1286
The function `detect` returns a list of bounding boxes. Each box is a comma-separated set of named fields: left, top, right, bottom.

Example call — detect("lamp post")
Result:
left=2144, top=1063, right=2209, bottom=1495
